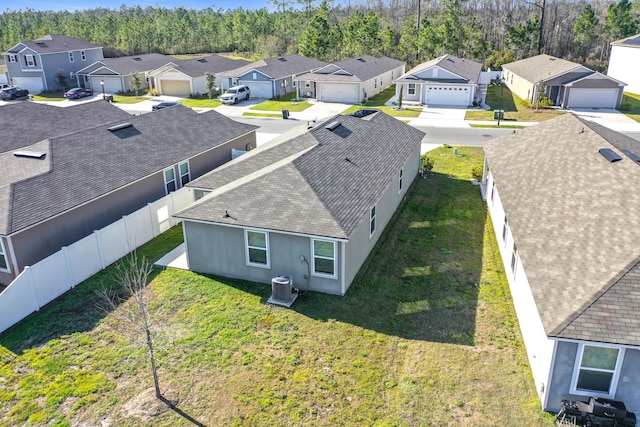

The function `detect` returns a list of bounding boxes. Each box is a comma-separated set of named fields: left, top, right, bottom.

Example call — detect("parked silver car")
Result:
left=220, top=85, right=251, bottom=104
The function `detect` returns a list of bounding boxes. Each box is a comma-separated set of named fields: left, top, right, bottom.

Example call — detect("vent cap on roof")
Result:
left=133, top=57, right=142, bottom=61
left=621, top=149, right=640, bottom=163
left=325, top=121, right=341, bottom=131
left=108, top=123, right=133, bottom=132
left=14, top=150, right=46, bottom=160
left=599, top=148, right=623, bottom=163
left=278, top=57, right=286, bottom=62
left=357, top=57, right=365, bottom=62
left=197, top=58, right=207, bottom=63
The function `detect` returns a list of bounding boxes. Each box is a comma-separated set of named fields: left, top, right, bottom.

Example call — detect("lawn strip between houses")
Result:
left=0, top=147, right=555, bottom=426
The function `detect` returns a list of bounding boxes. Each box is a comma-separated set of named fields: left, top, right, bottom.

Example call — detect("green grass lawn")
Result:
left=111, top=93, right=148, bottom=104
left=30, top=91, right=66, bottom=101
left=243, top=112, right=282, bottom=118
left=465, top=85, right=565, bottom=122
left=619, top=92, right=640, bottom=122
left=342, top=85, right=423, bottom=118
left=0, top=149, right=554, bottom=426
left=180, top=95, right=222, bottom=108
left=250, top=92, right=312, bottom=112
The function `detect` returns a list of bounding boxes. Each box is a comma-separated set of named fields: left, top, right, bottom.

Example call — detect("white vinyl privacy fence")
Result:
left=0, top=188, right=194, bottom=334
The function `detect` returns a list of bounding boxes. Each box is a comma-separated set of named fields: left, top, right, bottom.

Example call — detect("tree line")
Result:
left=1, top=0, right=638, bottom=71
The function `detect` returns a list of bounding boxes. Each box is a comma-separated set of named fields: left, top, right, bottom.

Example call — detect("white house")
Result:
left=608, top=33, right=640, bottom=94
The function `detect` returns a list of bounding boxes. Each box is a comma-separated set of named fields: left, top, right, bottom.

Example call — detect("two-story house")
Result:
left=4, top=34, right=103, bottom=94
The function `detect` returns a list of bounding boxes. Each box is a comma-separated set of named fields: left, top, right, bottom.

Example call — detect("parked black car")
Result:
left=64, top=87, right=93, bottom=99
left=152, top=101, right=180, bottom=111
left=0, top=87, right=29, bottom=100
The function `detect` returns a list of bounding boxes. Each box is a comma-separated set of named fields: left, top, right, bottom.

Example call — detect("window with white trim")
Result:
left=0, top=239, right=9, bottom=271
left=374, top=78, right=377, bottom=88
left=305, top=81, right=310, bottom=88
left=502, top=216, right=508, bottom=243
left=292, top=80, right=296, bottom=88
left=81, top=50, right=86, bottom=61
left=179, top=161, right=190, bottom=186
left=245, top=230, right=270, bottom=267
left=68, top=51, right=74, bottom=63
left=252, top=72, right=257, bottom=80
left=370, top=206, right=376, bottom=237
left=491, top=182, right=496, bottom=204
left=572, top=344, right=624, bottom=397
left=312, top=239, right=336, bottom=277
left=408, top=83, right=416, bottom=95
left=164, top=168, right=176, bottom=194
left=510, top=242, right=518, bottom=275
left=25, top=54, right=35, bottom=67
left=8, top=54, right=16, bottom=63
left=398, top=168, right=403, bottom=193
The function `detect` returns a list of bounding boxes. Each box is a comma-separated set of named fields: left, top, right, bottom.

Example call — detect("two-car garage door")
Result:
left=160, top=80, right=191, bottom=97
left=319, top=83, right=358, bottom=104
left=567, top=88, right=619, bottom=109
left=426, top=86, right=471, bottom=106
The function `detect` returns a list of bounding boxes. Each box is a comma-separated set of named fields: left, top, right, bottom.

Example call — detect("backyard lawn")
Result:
left=0, top=147, right=555, bottom=426
left=465, top=85, right=565, bottom=122
left=342, top=85, right=423, bottom=118
left=620, top=92, right=640, bottom=123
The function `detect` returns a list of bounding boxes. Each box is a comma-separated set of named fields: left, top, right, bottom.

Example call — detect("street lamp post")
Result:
left=100, top=80, right=105, bottom=100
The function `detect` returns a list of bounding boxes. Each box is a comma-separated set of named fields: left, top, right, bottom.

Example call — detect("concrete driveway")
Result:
left=570, top=107, right=640, bottom=132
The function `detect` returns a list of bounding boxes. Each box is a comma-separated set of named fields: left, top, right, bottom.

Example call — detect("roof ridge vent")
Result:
left=621, top=149, right=640, bottom=163
left=14, top=150, right=46, bottom=160
left=599, top=148, right=623, bottom=163
left=325, top=121, right=341, bottom=131
left=108, top=123, right=133, bottom=132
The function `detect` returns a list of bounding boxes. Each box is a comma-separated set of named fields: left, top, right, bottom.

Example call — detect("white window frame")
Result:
left=0, top=239, right=10, bottom=273
left=374, top=78, right=377, bottom=89
left=252, top=72, right=257, bottom=80
left=369, top=205, right=377, bottom=237
left=311, top=239, right=337, bottom=279
left=81, top=50, right=86, bottom=61
left=408, top=84, right=416, bottom=95
left=179, top=161, right=190, bottom=187
left=398, top=168, right=403, bottom=193
left=8, top=54, right=16, bottom=63
left=25, top=54, right=35, bottom=67
left=305, top=81, right=310, bottom=88
left=502, top=216, right=509, bottom=244
left=570, top=343, right=625, bottom=398
left=68, top=51, right=74, bottom=63
left=292, top=80, right=296, bottom=88
left=163, top=167, right=176, bottom=194
left=245, top=229, right=270, bottom=268
left=510, top=242, right=518, bottom=277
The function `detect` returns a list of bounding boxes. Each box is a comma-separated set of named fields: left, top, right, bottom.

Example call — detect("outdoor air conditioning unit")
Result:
left=268, top=275, right=297, bottom=307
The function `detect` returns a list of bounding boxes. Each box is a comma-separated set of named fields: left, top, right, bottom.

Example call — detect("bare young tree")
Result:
left=97, top=253, right=162, bottom=399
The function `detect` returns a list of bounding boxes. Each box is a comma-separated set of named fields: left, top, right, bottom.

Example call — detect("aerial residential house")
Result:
left=0, top=58, right=8, bottom=85
left=0, top=106, right=257, bottom=286
left=175, top=111, right=425, bottom=295
left=608, top=33, right=640, bottom=94
left=218, top=54, right=327, bottom=99
left=3, top=34, right=103, bottom=94
left=295, top=55, right=405, bottom=104
left=393, top=54, right=483, bottom=107
left=147, top=55, right=251, bottom=97
left=502, top=54, right=625, bottom=109
left=75, top=53, right=170, bottom=94
left=482, top=113, right=640, bottom=415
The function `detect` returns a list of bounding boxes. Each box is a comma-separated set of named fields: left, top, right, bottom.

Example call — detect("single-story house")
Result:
left=0, top=106, right=257, bottom=286
left=218, top=54, right=327, bottom=99
left=295, top=55, right=405, bottom=104
left=393, top=54, right=483, bottom=107
left=502, top=54, right=626, bottom=109
left=174, top=111, right=425, bottom=295
left=0, top=101, right=131, bottom=154
left=3, top=34, right=104, bottom=94
left=481, top=113, right=640, bottom=416
left=608, top=33, right=640, bottom=95
left=147, top=55, right=251, bottom=97
left=75, top=53, right=170, bottom=94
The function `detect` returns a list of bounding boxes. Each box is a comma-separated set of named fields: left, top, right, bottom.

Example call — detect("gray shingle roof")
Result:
left=177, top=112, right=424, bottom=239
left=88, top=53, right=171, bottom=75
left=395, top=54, right=482, bottom=83
left=169, top=55, right=251, bottom=77
left=484, top=114, right=640, bottom=345
left=7, top=34, right=101, bottom=54
left=298, top=56, right=404, bottom=83
left=502, top=54, right=588, bottom=84
left=0, top=101, right=132, bottom=154
left=219, top=55, right=327, bottom=80
left=1, top=107, right=257, bottom=235
left=611, top=33, right=640, bottom=47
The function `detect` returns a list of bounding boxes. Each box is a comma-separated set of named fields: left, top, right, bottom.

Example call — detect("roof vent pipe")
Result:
left=599, top=148, right=623, bottom=163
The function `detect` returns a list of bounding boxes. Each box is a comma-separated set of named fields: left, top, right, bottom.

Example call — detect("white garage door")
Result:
left=160, top=80, right=190, bottom=97
left=246, top=82, right=272, bottom=99
left=12, top=77, right=44, bottom=94
left=320, top=83, right=358, bottom=104
left=567, top=88, right=619, bottom=109
left=426, top=86, right=470, bottom=106
left=91, top=77, right=122, bottom=95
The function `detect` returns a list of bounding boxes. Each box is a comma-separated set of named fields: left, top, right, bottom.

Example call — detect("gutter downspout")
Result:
left=340, top=241, right=346, bottom=295
left=543, top=338, right=558, bottom=411
left=6, top=235, right=20, bottom=278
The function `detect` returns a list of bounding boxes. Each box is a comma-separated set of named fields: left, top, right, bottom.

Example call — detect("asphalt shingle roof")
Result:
left=395, top=54, right=482, bottom=83
left=7, top=34, right=100, bottom=54
left=177, top=112, right=425, bottom=239
left=298, top=56, right=404, bottom=83
left=219, top=55, right=327, bottom=80
left=169, top=55, right=251, bottom=77
left=90, top=53, right=171, bottom=75
left=611, top=33, right=640, bottom=47
left=484, top=114, right=640, bottom=345
left=502, top=54, right=588, bottom=84
left=0, top=101, right=132, bottom=154
left=1, top=106, right=257, bottom=235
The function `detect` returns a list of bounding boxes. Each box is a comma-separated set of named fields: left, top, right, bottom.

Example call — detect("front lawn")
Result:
left=180, top=95, right=222, bottom=108
left=342, top=86, right=422, bottom=118
left=250, top=92, right=312, bottom=112
left=465, top=85, right=565, bottom=122
left=619, top=92, right=640, bottom=123
left=30, top=91, right=65, bottom=101
left=0, top=148, right=554, bottom=426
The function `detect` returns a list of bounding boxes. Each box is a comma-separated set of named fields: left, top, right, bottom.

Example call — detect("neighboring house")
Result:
left=3, top=34, right=104, bottom=94
left=0, top=58, right=8, bottom=85
left=608, top=33, right=640, bottom=95
left=147, top=55, right=251, bottom=97
left=393, top=54, right=483, bottom=107
left=481, top=113, right=640, bottom=416
left=218, top=54, right=327, bottom=99
left=295, top=55, right=405, bottom=104
left=502, top=54, right=626, bottom=109
left=75, top=53, right=170, bottom=95
left=0, top=101, right=131, bottom=153
left=175, top=111, right=425, bottom=295
left=0, top=106, right=257, bottom=286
